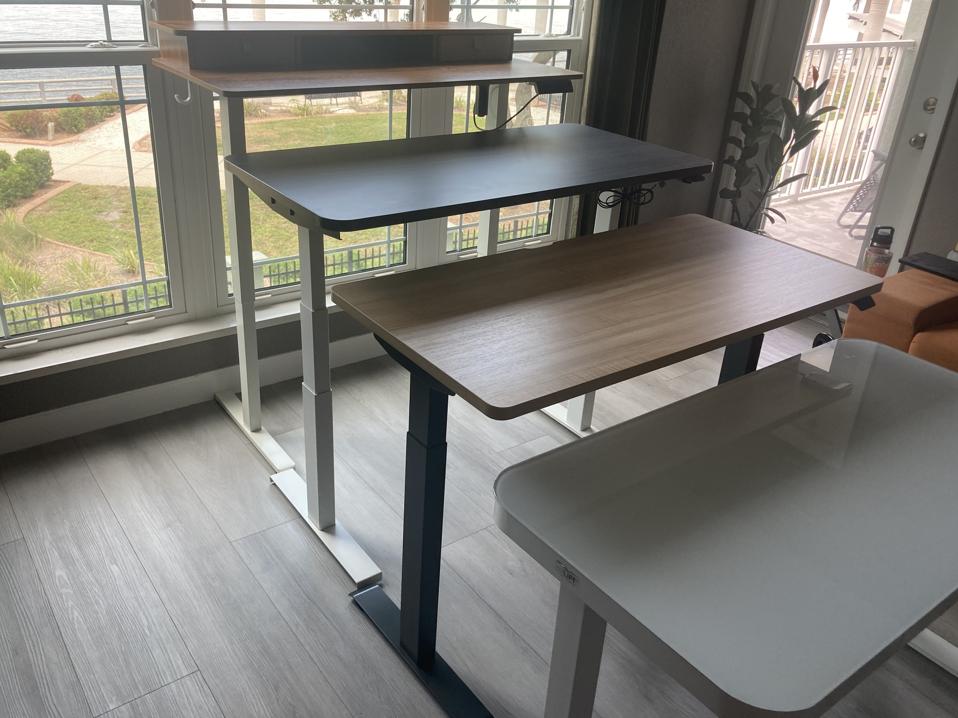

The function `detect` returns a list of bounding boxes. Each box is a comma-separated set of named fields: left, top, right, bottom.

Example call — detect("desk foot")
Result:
left=910, top=629, right=958, bottom=678
left=215, top=391, right=296, bottom=472
left=541, top=403, right=597, bottom=439
left=271, top=468, right=381, bottom=588
left=353, top=585, right=492, bottom=718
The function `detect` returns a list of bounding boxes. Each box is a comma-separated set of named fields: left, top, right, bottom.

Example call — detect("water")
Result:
left=0, top=5, right=146, bottom=102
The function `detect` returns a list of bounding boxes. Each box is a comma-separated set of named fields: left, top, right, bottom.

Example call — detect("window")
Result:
left=215, top=92, right=409, bottom=293
left=195, top=0, right=414, bottom=296
left=446, top=50, right=570, bottom=255
left=1, top=0, right=592, bottom=349
left=449, top=1, right=575, bottom=36
left=0, top=2, right=175, bottom=343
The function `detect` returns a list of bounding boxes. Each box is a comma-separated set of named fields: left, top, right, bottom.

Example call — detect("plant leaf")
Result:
left=772, top=173, right=807, bottom=192
left=766, top=206, right=787, bottom=221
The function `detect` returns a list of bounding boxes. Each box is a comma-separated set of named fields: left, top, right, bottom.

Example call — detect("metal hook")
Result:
left=174, top=81, right=192, bottom=105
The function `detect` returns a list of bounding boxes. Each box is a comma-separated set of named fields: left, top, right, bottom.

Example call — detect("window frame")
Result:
left=0, top=41, right=189, bottom=351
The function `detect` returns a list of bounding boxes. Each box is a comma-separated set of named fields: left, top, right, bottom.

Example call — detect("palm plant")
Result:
left=720, top=73, right=837, bottom=232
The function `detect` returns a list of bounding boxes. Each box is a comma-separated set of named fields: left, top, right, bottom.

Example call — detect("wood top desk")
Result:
left=333, top=214, right=881, bottom=716
left=334, top=214, right=882, bottom=418
left=495, top=340, right=958, bottom=717
left=225, top=123, right=713, bottom=230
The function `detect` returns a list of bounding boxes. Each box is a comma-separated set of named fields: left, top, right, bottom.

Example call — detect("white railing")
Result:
left=0, top=76, right=147, bottom=106
left=780, top=39, right=912, bottom=200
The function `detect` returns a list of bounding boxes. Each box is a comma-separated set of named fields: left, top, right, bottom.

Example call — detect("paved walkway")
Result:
left=0, top=105, right=156, bottom=188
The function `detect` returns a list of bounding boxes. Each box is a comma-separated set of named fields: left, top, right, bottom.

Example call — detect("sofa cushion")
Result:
left=844, top=269, right=958, bottom=351
left=910, top=322, right=958, bottom=373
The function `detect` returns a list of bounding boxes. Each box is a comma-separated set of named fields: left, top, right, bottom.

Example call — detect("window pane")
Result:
left=450, top=1, right=574, bottom=36
left=0, top=3, right=146, bottom=45
left=194, top=0, right=412, bottom=22
left=218, top=91, right=409, bottom=291
left=0, top=66, right=170, bottom=339
left=446, top=50, right=569, bottom=254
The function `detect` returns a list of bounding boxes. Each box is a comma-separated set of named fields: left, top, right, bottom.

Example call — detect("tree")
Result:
left=312, top=0, right=409, bottom=21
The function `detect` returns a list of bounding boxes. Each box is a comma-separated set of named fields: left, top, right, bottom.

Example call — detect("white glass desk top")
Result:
left=495, top=340, right=958, bottom=715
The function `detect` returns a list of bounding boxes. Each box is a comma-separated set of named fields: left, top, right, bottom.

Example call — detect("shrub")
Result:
left=0, top=149, right=54, bottom=209
left=0, top=166, right=35, bottom=208
left=15, top=148, right=54, bottom=186
left=0, top=151, right=10, bottom=172
left=55, top=106, right=90, bottom=134
left=6, top=109, right=53, bottom=138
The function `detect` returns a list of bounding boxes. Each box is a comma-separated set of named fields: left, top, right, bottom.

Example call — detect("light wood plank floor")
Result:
left=2, top=321, right=957, bottom=717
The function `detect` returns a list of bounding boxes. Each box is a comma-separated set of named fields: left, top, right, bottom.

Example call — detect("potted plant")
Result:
left=719, top=73, right=837, bottom=231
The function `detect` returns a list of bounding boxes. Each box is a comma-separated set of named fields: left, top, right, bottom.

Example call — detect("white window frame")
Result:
left=0, top=40, right=190, bottom=352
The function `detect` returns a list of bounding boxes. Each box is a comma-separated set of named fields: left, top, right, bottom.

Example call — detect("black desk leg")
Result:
left=353, top=339, right=492, bottom=717
left=719, top=334, right=765, bottom=384
left=400, top=369, right=449, bottom=668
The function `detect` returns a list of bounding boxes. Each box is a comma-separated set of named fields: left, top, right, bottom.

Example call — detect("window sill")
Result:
left=0, top=295, right=339, bottom=387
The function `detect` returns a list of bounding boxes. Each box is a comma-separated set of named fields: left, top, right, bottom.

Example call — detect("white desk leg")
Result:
left=298, top=225, right=335, bottom=530
left=543, top=192, right=620, bottom=436
left=268, top=225, right=382, bottom=588
left=545, top=583, right=607, bottom=718
left=219, top=96, right=261, bottom=431
left=477, top=84, right=509, bottom=258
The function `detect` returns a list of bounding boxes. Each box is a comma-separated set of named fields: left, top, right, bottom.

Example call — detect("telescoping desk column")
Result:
left=331, top=213, right=881, bottom=715
left=151, top=19, right=583, bottom=587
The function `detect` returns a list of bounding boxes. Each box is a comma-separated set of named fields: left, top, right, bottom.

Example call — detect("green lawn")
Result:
left=23, top=183, right=401, bottom=275
left=226, top=110, right=408, bottom=153
left=225, top=109, right=478, bottom=152
left=13, top=109, right=483, bottom=299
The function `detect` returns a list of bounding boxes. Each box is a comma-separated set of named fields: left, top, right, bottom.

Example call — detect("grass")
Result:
left=20, top=183, right=401, bottom=281
left=5, top=108, right=481, bottom=304
left=224, top=111, right=408, bottom=153
left=222, top=109, right=477, bottom=152
left=24, top=184, right=166, bottom=276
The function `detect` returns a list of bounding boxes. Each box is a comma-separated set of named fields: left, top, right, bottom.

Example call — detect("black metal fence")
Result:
left=2, top=278, right=171, bottom=337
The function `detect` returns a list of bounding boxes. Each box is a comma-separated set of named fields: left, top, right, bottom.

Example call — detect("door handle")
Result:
left=908, top=132, right=927, bottom=150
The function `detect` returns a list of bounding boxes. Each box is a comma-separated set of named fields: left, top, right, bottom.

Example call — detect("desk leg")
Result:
left=545, top=584, right=607, bottom=718
left=719, top=334, right=765, bottom=384
left=218, top=96, right=261, bottom=432
left=542, top=191, right=619, bottom=436
left=266, top=226, right=382, bottom=588
left=354, top=348, right=491, bottom=717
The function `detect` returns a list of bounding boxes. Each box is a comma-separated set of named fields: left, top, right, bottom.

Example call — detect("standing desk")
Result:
left=152, top=46, right=583, bottom=588
left=494, top=340, right=958, bottom=717
left=331, top=213, right=881, bottom=715
left=223, top=123, right=711, bottom=595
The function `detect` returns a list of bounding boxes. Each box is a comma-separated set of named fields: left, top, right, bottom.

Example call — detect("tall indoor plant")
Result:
left=720, top=74, right=836, bottom=231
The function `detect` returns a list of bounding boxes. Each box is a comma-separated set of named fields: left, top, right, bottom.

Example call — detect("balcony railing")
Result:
left=780, top=39, right=912, bottom=200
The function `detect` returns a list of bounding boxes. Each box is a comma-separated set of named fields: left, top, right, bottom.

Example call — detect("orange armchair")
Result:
left=843, top=264, right=958, bottom=372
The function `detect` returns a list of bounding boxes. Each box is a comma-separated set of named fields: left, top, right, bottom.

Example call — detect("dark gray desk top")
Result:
left=224, top=123, right=713, bottom=232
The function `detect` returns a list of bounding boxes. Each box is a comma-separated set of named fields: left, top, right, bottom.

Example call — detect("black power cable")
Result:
left=473, top=92, right=542, bottom=132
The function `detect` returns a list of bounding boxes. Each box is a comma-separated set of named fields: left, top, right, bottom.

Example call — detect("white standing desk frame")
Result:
left=214, top=95, right=381, bottom=588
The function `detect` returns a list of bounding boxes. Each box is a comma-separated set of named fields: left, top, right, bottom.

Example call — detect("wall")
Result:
left=638, top=0, right=753, bottom=222
left=908, top=83, right=958, bottom=257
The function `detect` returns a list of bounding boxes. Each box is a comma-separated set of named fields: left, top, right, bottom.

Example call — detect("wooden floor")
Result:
left=2, top=320, right=958, bottom=717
